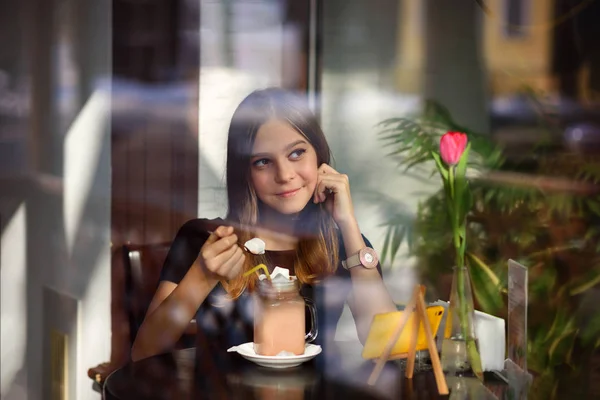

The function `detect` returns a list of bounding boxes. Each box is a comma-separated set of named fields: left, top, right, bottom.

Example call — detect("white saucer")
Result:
left=227, top=343, right=322, bottom=369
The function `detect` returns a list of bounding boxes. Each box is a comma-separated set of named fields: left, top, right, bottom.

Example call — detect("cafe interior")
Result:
left=1, top=0, right=600, bottom=399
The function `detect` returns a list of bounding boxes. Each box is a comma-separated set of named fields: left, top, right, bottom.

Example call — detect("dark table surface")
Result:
left=104, top=342, right=506, bottom=400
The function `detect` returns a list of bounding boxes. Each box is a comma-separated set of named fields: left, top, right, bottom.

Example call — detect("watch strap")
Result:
left=342, top=253, right=361, bottom=270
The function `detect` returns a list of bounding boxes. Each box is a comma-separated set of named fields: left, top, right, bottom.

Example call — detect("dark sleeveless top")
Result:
left=159, top=218, right=382, bottom=351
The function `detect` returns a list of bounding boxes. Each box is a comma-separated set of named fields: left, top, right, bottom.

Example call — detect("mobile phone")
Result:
left=361, top=306, right=445, bottom=359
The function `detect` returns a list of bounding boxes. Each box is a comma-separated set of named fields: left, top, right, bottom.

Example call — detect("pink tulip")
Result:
left=440, top=132, right=468, bottom=166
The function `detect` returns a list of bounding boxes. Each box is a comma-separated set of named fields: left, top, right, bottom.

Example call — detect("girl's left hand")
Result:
left=313, top=164, right=356, bottom=228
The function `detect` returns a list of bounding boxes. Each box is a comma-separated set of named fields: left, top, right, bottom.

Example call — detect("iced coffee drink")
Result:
left=253, top=278, right=316, bottom=356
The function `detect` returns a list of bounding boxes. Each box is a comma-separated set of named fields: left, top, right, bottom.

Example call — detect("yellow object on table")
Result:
left=367, top=285, right=449, bottom=395
left=361, top=306, right=445, bottom=360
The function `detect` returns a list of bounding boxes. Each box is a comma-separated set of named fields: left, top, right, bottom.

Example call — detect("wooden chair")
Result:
left=87, top=242, right=196, bottom=390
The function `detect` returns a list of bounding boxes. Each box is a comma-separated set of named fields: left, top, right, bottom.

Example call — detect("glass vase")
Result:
left=441, top=266, right=479, bottom=375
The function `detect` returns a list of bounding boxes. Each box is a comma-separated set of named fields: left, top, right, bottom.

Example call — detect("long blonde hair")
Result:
left=222, top=88, right=339, bottom=298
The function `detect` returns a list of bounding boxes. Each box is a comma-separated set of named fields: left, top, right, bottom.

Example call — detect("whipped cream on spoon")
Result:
left=244, top=238, right=266, bottom=255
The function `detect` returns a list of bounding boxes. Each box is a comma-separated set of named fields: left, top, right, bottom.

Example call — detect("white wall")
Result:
left=0, top=0, right=112, bottom=399
left=1, top=204, right=28, bottom=397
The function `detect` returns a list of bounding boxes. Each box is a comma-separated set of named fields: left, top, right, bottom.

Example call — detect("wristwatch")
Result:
left=342, top=247, right=379, bottom=270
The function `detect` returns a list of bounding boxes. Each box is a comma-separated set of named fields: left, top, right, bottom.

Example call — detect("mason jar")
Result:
left=253, top=279, right=317, bottom=356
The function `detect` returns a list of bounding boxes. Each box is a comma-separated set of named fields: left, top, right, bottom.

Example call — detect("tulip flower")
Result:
left=432, top=131, right=483, bottom=380
left=440, top=131, right=468, bottom=166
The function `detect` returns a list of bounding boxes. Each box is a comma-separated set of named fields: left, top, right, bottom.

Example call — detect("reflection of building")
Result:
left=394, top=0, right=599, bottom=100
left=484, top=0, right=553, bottom=96
left=393, top=0, right=424, bottom=94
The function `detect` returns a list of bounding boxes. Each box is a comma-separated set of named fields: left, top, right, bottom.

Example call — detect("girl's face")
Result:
left=250, top=119, right=319, bottom=215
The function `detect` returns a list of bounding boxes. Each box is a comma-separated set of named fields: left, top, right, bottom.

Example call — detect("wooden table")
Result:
left=102, top=342, right=481, bottom=399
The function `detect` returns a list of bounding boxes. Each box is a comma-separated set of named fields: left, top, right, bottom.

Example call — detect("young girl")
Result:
left=131, top=88, right=396, bottom=361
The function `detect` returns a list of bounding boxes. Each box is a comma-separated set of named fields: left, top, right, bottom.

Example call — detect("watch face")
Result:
left=359, top=248, right=379, bottom=269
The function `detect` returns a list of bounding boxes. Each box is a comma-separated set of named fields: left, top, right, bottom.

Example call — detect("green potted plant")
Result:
left=377, top=99, right=600, bottom=399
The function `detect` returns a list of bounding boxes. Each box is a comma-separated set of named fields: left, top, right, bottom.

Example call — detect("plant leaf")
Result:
left=569, top=265, right=600, bottom=296
left=380, top=226, right=393, bottom=265
left=587, top=199, right=600, bottom=217
left=455, top=142, right=471, bottom=198
left=467, top=253, right=504, bottom=313
left=431, top=151, right=448, bottom=180
left=548, top=327, right=577, bottom=366
left=579, top=312, right=600, bottom=348
left=390, top=225, right=405, bottom=263
left=543, top=308, right=570, bottom=344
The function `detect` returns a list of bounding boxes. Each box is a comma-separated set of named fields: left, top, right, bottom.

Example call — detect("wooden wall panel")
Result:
left=126, top=128, right=147, bottom=244
left=112, top=113, right=198, bottom=246
left=144, top=119, right=174, bottom=243
left=110, top=121, right=130, bottom=247
left=111, top=0, right=198, bottom=249
left=170, top=118, right=199, bottom=236
left=282, top=0, right=311, bottom=92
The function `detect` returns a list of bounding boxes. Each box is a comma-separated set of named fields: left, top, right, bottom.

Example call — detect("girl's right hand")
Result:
left=199, top=226, right=245, bottom=280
